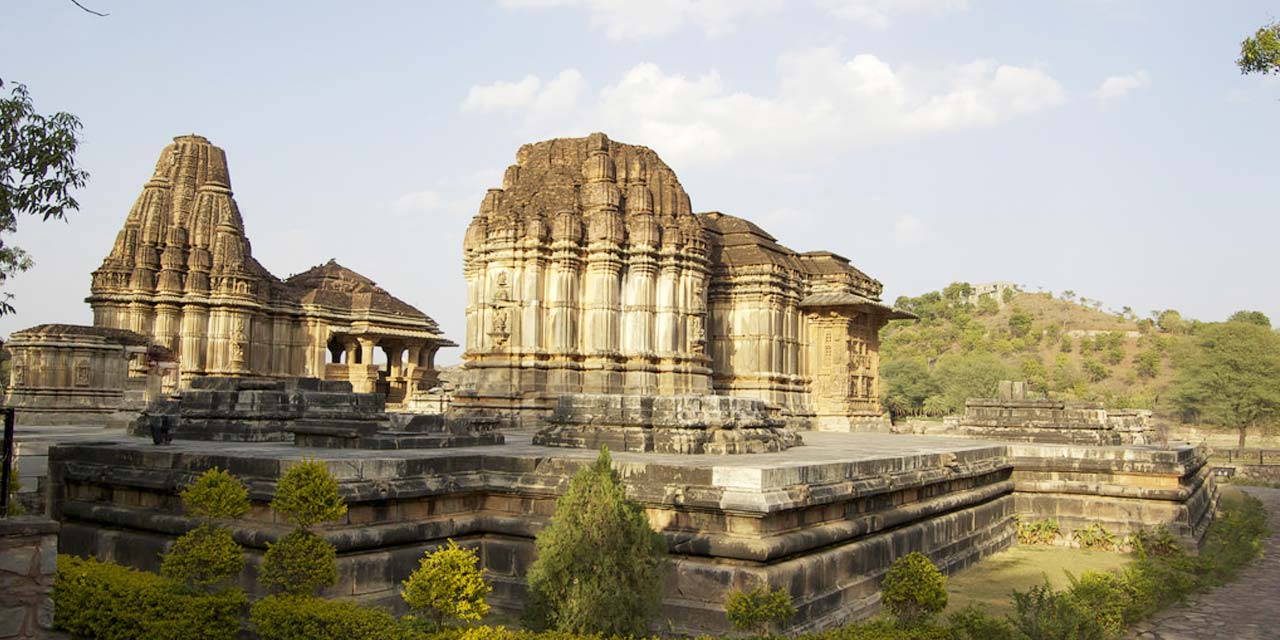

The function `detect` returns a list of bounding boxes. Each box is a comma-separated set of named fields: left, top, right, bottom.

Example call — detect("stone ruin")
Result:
left=957, top=380, right=1149, bottom=445
left=8, top=132, right=1218, bottom=636
left=534, top=394, right=800, bottom=454
left=136, top=376, right=502, bottom=449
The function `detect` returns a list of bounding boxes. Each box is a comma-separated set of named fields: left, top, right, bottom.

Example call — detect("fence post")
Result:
left=0, top=407, right=14, bottom=517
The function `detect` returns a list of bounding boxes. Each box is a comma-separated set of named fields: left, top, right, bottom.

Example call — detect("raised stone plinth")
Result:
left=533, top=394, right=801, bottom=454
left=958, top=399, right=1143, bottom=445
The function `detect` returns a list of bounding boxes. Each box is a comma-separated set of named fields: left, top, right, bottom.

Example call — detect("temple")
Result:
left=82, top=135, right=453, bottom=405
left=453, top=133, right=912, bottom=429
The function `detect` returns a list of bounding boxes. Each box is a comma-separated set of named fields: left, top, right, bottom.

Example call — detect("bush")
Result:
left=271, top=459, right=347, bottom=528
left=160, top=524, right=244, bottom=589
left=1071, top=522, right=1118, bottom=550
left=181, top=467, right=250, bottom=519
left=52, top=555, right=245, bottom=640
left=402, top=539, right=492, bottom=630
left=1007, top=582, right=1106, bottom=640
left=880, top=552, right=947, bottom=627
left=726, top=586, right=796, bottom=635
left=524, top=446, right=669, bottom=636
left=815, top=618, right=954, bottom=640
left=1064, top=571, right=1127, bottom=637
left=1015, top=517, right=1060, bottom=545
left=947, top=606, right=1013, bottom=640
left=250, top=594, right=403, bottom=640
left=261, top=529, right=338, bottom=595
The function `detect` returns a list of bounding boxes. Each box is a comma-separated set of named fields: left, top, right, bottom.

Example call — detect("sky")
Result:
left=2, top=1, right=1277, bottom=364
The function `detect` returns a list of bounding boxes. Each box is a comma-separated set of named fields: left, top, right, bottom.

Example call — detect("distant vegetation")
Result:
left=880, top=283, right=1280, bottom=445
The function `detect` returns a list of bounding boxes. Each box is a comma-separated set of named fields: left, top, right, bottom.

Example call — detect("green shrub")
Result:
left=726, top=586, right=796, bottom=635
left=880, top=552, right=947, bottom=627
left=402, top=539, right=492, bottom=630
left=260, top=529, right=338, bottom=595
left=815, top=618, right=954, bottom=640
left=1064, top=571, right=1127, bottom=637
left=250, top=594, right=403, bottom=640
left=1125, top=526, right=1180, bottom=557
left=524, top=446, right=669, bottom=636
left=160, top=524, right=244, bottom=589
left=1007, top=581, right=1106, bottom=640
left=1015, top=517, right=1060, bottom=545
left=271, top=459, right=347, bottom=528
left=947, top=606, right=1013, bottom=640
left=53, top=555, right=244, bottom=640
left=1071, top=522, right=1118, bottom=550
left=181, top=467, right=251, bottom=519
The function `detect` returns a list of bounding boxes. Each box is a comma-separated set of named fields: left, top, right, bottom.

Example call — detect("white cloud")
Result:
left=894, top=215, right=925, bottom=245
left=497, top=0, right=781, bottom=40
left=1092, top=70, right=1150, bottom=102
left=820, top=0, right=969, bottom=28
left=461, top=47, right=1066, bottom=168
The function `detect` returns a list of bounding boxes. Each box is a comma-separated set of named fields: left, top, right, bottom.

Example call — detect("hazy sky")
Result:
left=3, top=1, right=1277, bottom=364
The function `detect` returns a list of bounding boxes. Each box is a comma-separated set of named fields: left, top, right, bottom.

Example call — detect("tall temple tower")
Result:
left=87, top=135, right=454, bottom=398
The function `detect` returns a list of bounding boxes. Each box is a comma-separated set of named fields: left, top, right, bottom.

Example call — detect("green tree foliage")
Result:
left=881, top=552, right=947, bottom=627
left=160, top=468, right=251, bottom=591
left=0, top=79, right=90, bottom=314
left=881, top=359, right=941, bottom=418
left=401, top=539, right=491, bottom=630
left=160, top=525, right=244, bottom=591
left=1228, top=310, right=1271, bottom=327
left=1007, top=309, right=1033, bottom=338
left=1156, top=310, right=1185, bottom=334
left=260, top=460, right=347, bottom=595
left=976, top=296, right=999, bottom=316
left=524, top=447, right=668, bottom=636
left=1082, top=357, right=1110, bottom=383
left=180, top=467, right=251, bottom=519
left=270, top=460, right=347, bottom=528
left=1172, top=321, right=1280, bottom=448
left=725, top=586, right=797, bottom=636
left=1238, top=21, right=1280, bottom=75
left=933, top=353, right=1014, bottom=412
left=260, top=530, right=338, bottom=595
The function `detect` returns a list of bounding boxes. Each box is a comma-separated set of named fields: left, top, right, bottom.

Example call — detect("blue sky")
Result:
left=3, top=1, right=1277, bottom=363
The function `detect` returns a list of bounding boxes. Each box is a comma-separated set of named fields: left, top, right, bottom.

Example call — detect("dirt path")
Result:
left=1128, top=486, right=1280, bottom=640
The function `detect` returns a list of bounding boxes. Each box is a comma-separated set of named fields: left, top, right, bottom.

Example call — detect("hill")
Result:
left=879, top=283, right=1191, bottom=417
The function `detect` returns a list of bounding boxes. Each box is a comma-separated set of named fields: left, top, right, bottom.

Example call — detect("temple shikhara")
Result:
left=4, top=131, right=1215, bottom=636
left=65, top=135, right=452, bottom=408
left=454, top=133, right=911, bottom=431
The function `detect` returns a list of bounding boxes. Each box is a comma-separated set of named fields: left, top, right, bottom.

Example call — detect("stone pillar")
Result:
left=359, top=338, right=376, bottom=369
left=406, top=344, right=421, bottom=376
left=344, top=339, right=358, bottom=365
left=0, top=517, right=58, bottom=639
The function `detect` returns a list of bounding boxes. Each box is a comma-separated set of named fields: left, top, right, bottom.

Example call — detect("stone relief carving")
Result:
left=74, top=362, right=92, bottom=387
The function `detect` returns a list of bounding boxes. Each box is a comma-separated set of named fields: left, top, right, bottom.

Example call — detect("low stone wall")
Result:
left=1010, top=442, right=1216, bottom=545
left=0, top=517, right=58, bottom=640
left=45, top=433, right=1215, bottom=634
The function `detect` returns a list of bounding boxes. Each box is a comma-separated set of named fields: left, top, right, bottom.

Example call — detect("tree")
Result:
left=1172, top=322, right=1280, bottom=449
left=1238, top=21, right=1280, bottom=75
left=0, top=79, right=89, bottom=314
left=260, top=460, right=347, bottom=595
left=1227, top=310, right=1271, bottom=328
left=524, top=447, right=668, bottom=636
left=881, top=552, right=947, bottom=627
left=402, top=539, right=491, bottom=631
left=161, top=468, right=250, bottom=591
left=726, top=587, right=796, bottom=636
left=880, top=359, right=940, bottom=418
left=1008, top=308, right=1033, bottom=338
left=1156, top=310, right=1185, bottom=334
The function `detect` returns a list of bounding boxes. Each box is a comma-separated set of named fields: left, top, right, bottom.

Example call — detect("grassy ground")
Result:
left=944, top=545, right=1133, bottom=617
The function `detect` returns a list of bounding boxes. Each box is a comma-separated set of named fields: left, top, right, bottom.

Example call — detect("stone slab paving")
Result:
left=1128, top=486, right=1280, bottom=640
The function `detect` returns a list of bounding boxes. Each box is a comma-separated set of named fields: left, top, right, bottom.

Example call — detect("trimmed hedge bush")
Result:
left=880, top=552, right=947, bottom=627
left=52, top=555, right=245, bottom=640
left=402, top=539, right=491, bottom=630
left=260, top=529, right=339, bottom=595
left=250, top=594, right=404, bottom=640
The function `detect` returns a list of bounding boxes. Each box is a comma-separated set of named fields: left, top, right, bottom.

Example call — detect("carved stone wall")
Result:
left=457, top=134, right=913, bottom=428
left=2, top=325, right=150, bottom=426
left=86, top=136, right=453, bottom=398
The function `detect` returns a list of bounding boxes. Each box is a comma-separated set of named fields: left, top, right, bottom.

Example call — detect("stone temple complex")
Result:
left=454, top=133, right=911, bottom=432
left=81, top=135, right=453, bottom=405
left=5, top=132, right=1219, bottom=635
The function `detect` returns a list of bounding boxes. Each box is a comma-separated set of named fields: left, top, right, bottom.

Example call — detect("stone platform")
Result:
left=45, top=431, right=1214, bottom=634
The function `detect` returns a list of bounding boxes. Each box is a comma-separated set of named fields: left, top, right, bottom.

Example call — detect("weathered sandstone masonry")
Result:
left=83, top=136, right=453, bottom=405
left=48, top=432, right=1213, bottom=634
left=0, top=517, right=58, bottom=640
left=956, top=380, right=1150, bottom=445
left=453, top=134, right=912, bottom=429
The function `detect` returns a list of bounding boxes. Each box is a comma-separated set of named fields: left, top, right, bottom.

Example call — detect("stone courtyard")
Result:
left=3, top=131, right=1222, bottom=635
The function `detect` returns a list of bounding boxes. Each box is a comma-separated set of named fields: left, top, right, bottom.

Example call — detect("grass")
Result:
left=944, top=545, right=1132, bottom=617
